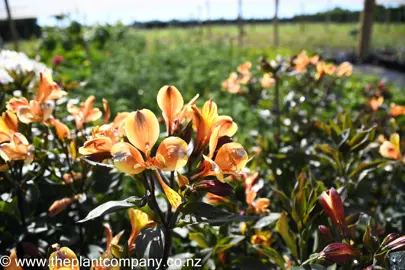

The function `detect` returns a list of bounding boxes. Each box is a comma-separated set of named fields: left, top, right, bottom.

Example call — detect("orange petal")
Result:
left=6, top=97, right=29, bottom=113
left=157, top=85, right=184, bottom=134
left=369, top=96, right=384, bottom=111
left=36, top=72, right=55, bottom=103
left=85, top=108, right=102, bottom=123
left=124, top=109, right=159, bottom=153
left=155, top=137, right=188, bottom=171
left=390, top=103, right=405, bottom=117
left=254, top=198, right=270, bottom=214
left=215, top=115, right=238, bottom=137
left=103, top=98, right=110, bottom=124
left=214, top=142, right=249, bottom=174
left=336, top=62, right=353, bottom=77
left=111, top=142, right=145, bottom=175
left=177, top=172, right=189, bottom=188
left=51, top=118, right=71, bottom=141
left=155, top=170, right=182, bottom=210
left=1, top=111, right=18, bottom=132
left=79, top=136, right=113, bottom=157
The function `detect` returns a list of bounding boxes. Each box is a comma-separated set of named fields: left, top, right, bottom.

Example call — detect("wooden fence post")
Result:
left=356, top=0, right=376, bottom=61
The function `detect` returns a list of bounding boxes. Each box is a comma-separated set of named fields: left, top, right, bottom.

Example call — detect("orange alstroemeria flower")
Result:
left=294, top=51, right=309, bottom=72
left=309, top=55, right=320, bottom=65
left=260, top=73, right=275, bottom=88
left=379, top=133, right=402, bottom=160
left=245, top=189, right=270, bottom=214
left=336, top=62, right=353, bottom=77
left=251, top=230, right=272, bottom=246
left=48, top=246, right=79, bottom=270
left=192, top=100, right=237, bottom=153
left=369, top=96, right=384, bottom=111
left=157, top=85, right=184, bottom=135
left=222, top=72, right=242, bottom=94
left=6, top=72, right=65, bottom=124
left=127, top=209, right=154, bottom=251
left=0, top=133, right=33, bottom=163
left=390, top=103, right=405, bottom=117
left=67, top=96, right=102, bottom=129
left=194, top=126, right=248, bottom=182
left=111, top=110, right=188, bottom=172
left=111, top=109, right=188, bottom=209
left=103, top=98, right=111, bottom=124
left=316, top=61, right=336, bottom=80
left=0, top=111, right=18, bottom=143
left=79, top=124, right=117, bottom=161
left=237, top=61, right=252, bottom=84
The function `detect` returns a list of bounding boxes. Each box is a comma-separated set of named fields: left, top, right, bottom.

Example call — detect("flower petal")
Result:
left=155, top=170, right=182, bottom=210
left=110, top=142, right=145, bottom=175
left=157, top=85, right=184, bottom=134
left=214, top=142, right=248, bottom=174
left=125, top=109, right=160, bottom=153
left=216, top=115, right=238, bottom=137
left=155, top=137, right=188, bottom=171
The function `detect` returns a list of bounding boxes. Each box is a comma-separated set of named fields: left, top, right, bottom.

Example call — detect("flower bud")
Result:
left=382, top=235, right=405, bottom=251
left=318, top=225, right=333, bottom=241
left=381, top=233, right=400, bottom=248
left=318, top=243, right=359, bottom=265
left=194, top=179, right=234, bottom=197
left=320, top=188, right=348, bottom=237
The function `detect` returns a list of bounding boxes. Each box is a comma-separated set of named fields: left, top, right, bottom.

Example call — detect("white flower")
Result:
left=0, top=50, right=51, bottom=84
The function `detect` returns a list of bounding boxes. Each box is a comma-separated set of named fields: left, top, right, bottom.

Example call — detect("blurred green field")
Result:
left=137, top=22, right=405, bottom=52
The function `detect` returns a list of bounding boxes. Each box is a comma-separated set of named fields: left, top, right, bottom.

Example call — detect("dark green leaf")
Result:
left=77, top=195, right=148, bottom=223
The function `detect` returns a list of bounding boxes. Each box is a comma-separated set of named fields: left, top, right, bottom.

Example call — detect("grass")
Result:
left=138, top=22, right=405, bottom=52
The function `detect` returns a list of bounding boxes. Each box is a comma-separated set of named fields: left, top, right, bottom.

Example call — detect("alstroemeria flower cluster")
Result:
left=79, top=85, right=248, bottom=209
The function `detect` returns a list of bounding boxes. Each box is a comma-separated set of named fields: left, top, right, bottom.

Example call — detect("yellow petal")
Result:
left=214, top=142, right=248, bottom=174
left=177, top=172, right=189, bottom=188
left=157, top=85, right=184, bottom=134
left=128, top=209, right=154, bottom=247
left=390, top=133, right=400, bottom=151
left=48, top=247, right=79, bottom=270
left=111, top=142, right=145, bottom=175
left=155, top=170, right=182, bottom=210
left=202, top=100, right=218, bottom=126
left=215, top=115, right=238, bottom=137
left=208, top=125, right=220, bottom=158
left=155, top=137, right=188, bottom=171
left=124, top=109, right=160, bottom=153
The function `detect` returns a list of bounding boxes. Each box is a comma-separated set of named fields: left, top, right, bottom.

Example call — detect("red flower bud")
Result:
left=194, top=179, right=234, bottom=197
left=318, top=225, right=333, bottom=241
left=320, top=188, right=348, bottom=237
left=318, top=243, right=359, bottom=265
left=383, top=235, right=405, bottom=251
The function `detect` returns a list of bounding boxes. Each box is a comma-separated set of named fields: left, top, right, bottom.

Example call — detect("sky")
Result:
left=1, top=0, right=404, bottom=25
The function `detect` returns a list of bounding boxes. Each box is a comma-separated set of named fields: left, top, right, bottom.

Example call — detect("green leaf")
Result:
left=272, top=189, right=292, bottom=214
left=292, top=264, right=327, bottom=270
left=189, top=233, right=210, bottom=248
left=275, top=211, right=298, bottom=260
left=254, top=213, right=282, bottom=229
left=177, top=202, right=257, bottom=226
left=214, top=235, right=245, bottom=254
left=349, top=160, right=387, bottom=179
left=252, top=245, right=285, bottom=270
left=77, top=195, right=148, bottom=223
